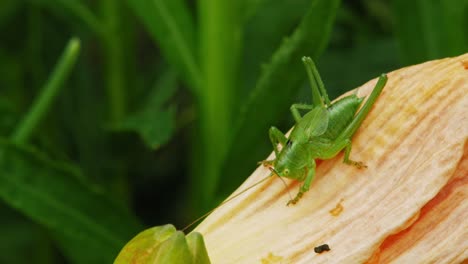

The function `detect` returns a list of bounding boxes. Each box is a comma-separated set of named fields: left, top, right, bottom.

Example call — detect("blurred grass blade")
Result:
left=33, top=0, right=106, bottom=36
left=192, top=0, right=244, bottom=212
left=392, top=0, right=468, bottom=65
left=0, top=140, right=142, bottom=263
left=220, top=0, right=341, bottom=195
left=143, top=70, right=179, bottom=108
left=112, top=71, right=178, bottom=149
left=11, top=37, right=80, bottom=144
left=127, top=0, right=200, bottom=92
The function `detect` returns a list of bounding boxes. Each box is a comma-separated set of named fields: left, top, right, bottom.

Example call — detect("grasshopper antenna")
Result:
left=182, top=172, right=274, bottom=232
left=270, top=167, right=294, bottom=201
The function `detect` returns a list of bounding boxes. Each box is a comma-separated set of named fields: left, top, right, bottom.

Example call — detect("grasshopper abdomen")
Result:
left=322, top=95, right=363, bottom=140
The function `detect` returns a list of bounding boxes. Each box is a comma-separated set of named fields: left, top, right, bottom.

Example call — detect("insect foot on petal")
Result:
left=258, top=160, right=274, bottom=168
left=345, top=160, right=367, bottom=169
left=287, top=192, right=303, bottom=206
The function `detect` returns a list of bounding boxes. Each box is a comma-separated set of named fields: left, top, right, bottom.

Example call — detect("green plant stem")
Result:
left=105, top=39, right=126, bottom=124
left=11, top=38, right=80, bottom=144
left=194, top=0, right=242, bottom=211
left=99, top=0, right=132, bottom=209
left=102, top=0, right=126, bottom=124
left=150, top=0, right=201, bottom=92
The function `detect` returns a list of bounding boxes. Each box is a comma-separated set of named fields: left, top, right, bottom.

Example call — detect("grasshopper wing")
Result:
left=300, top=106, right=329, bottom=138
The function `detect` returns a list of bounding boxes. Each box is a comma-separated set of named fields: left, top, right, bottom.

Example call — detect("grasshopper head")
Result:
left=271, top=140, right=309, bottom=180
left=271, top=159, right=301, bottom=180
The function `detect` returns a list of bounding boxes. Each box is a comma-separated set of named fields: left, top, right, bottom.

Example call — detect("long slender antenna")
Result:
left=272, top=168, right=293, bottom=201
left=182, top=172, right=273, bottom=232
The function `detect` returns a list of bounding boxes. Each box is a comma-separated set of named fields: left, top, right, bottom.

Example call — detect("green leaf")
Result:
left=0, top=205, right=53, bottom=264
left=127, top=0, right=200, bottom=92
left=0, top=140, right=142, bottom=264
left=116, top=107, right=175, bottom=150
left=220, top=0, right=341, bottom=196
left=142, top=70, right=179, bottom=110
left=112, top=71, right=177, bottom=150
left=12, top=37, right=81, bottom=144
left=392, top=0, right=468, bottom=65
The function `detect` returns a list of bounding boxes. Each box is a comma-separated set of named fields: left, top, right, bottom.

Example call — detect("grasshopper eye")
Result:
left=283, top=169, right=290, bottom=175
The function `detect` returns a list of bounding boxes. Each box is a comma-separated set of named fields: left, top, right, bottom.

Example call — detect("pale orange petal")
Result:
left=375, top=142, right=467, bottom=263
left=195, top=53, right=468, bottom=263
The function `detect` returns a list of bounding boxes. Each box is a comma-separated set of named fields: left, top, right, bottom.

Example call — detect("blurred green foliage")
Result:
left=0, top=0, right=466, bottom=263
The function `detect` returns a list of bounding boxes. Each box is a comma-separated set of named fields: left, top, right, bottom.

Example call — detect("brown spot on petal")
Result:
left=261, top=252, right=284, bottom=264
left=462, top=60, right=468, bottom=69
left=329, top=199, right=344, bottom=216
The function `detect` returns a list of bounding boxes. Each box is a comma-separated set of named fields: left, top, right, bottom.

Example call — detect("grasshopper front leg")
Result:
left=269, top=127, right=287, bottom=156
left=259, top=127, right=288, bottom=167
left=287, top=160, right=316, bottom=206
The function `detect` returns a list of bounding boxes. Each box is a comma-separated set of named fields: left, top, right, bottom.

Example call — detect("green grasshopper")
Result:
left=261, top=57, right=387, bottom=205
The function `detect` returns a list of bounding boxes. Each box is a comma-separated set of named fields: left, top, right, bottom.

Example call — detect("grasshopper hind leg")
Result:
left=317, top=138, right=367, bottom=169
left=342, top=140, right=367, bottom=169
left=334, top=74, right=388, bottom=168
